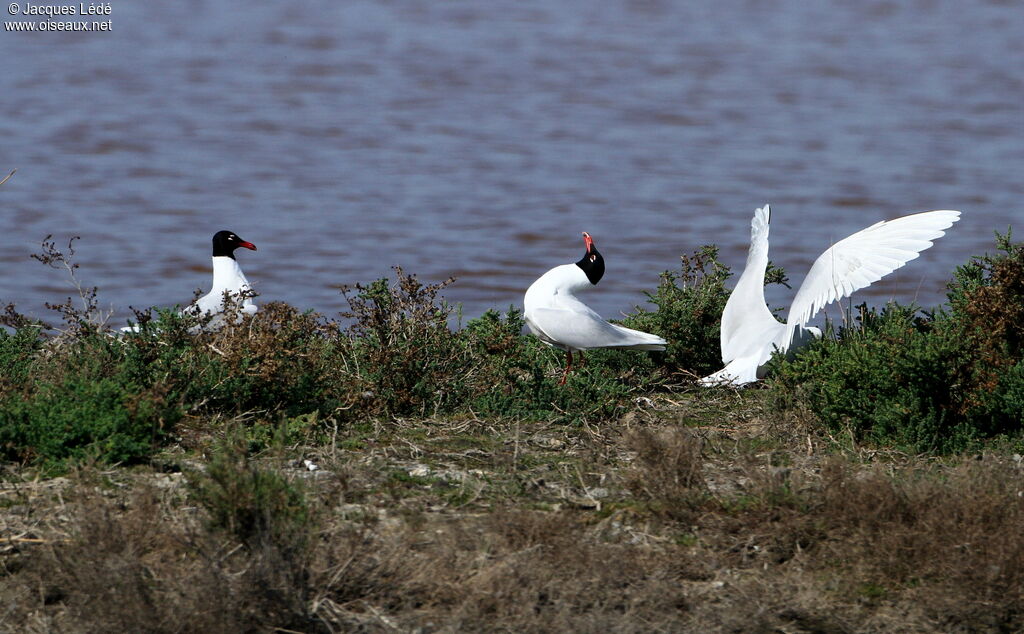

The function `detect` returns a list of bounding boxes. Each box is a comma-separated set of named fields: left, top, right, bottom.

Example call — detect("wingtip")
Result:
left=921, top=209, right=962, bottom=223
left=919, top=209, right=962, bottom=233
left=751, top=204, right=772, bottom=239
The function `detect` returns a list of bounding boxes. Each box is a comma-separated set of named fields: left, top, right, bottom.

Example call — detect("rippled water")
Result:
left=1, top=1, right=1021, bottom=326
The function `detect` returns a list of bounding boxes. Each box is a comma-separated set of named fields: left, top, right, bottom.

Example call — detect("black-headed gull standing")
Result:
left=188, top=230, right=258, bottom=320
left=122, top=230, right=257, bottom=332
left=700, top=205, right=961, bottom=386
left=524, top=232, right=667, bottom=384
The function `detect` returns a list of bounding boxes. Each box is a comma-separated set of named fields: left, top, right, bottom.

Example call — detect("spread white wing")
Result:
left=703, top=207, right=961, bottom=387
left=784, top=209, right=961, bottom=345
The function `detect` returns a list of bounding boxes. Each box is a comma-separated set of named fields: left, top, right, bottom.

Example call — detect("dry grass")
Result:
left=2, top=394, right=1023, bottom=632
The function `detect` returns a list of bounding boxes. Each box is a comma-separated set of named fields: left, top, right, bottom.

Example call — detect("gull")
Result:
left=524, top=231, right=667, bottom=384
left=187, top=230, right=258, bottom=321
left=700, top=205, right=960, bottom=386
left=122, top=230, right=257, bottom=332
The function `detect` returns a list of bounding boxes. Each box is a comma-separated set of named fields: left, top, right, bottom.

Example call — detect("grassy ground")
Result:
left=3, top=388, right=1022, bottom=633
left=2, top=234, right=1022, bottom=631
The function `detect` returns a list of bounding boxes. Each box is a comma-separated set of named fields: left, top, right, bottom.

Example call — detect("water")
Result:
left=1, top=0, right=1021, bottom=327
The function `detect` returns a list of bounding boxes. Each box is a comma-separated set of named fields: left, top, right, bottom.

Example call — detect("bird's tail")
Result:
left=608, top=324, right=667, bottom=351
left=699, top=357, right=760, bottom=387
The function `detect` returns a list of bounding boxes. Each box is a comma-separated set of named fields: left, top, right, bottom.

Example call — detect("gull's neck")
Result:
left=211, top=255, right=250, bottom=292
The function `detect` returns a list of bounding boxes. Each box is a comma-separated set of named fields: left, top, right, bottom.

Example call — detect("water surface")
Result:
left=1, top=1, right=1021, bottom=326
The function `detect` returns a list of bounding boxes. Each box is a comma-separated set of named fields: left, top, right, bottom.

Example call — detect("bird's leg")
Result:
left=576, top=350, right=586, bottom=367
left=559, top=350, right=573, bottom=385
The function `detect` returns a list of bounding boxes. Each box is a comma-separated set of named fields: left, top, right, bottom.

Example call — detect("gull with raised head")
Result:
left=524, top=232, right=667, bottom=384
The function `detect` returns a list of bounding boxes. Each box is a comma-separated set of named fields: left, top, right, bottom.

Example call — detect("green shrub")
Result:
left=774, top=232, right=1024, bottom=453
left=340, top=268, right=475, bottom=417
left=0, top=325, right=44, bottom=389
left=463, top=308, right=651, bottom=421
left=989, top=361, right=1024, bottom=427
left=461, top=308, right=550, bottom=415
left=195, top=303, right=344, bottom=417
left=944, top=231, right=1024, bottom=406
left=0, top=333, right=177, bottom=469
left=622, top=245, right=732, bottom=378
left=188, top=430, right=312, bottom=552
left=124, top=302, right=346, bottom=417
left=773, top=304, right=979, bottom=452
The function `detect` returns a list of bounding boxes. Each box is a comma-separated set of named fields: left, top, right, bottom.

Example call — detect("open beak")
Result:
left=239, top=241, right=257, bottom=251
left=582, top=231, right=594, bottom=254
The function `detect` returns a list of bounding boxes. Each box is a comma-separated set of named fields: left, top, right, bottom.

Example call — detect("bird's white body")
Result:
left=700, top=205, right=961, bottom=386
left=121, top=255, right=257, bottom=334
left=190, top=255, right=258, bottom=318
left=524, top=263, right=666, bottom=353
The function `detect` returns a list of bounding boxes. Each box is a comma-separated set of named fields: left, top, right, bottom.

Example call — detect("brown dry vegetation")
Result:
left=1, top=233, right=1021, bottom=631
left=3, top=393, right=1022, bottom=633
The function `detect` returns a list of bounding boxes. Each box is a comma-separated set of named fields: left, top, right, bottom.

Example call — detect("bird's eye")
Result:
left=589, top=255, right=597, bottom=262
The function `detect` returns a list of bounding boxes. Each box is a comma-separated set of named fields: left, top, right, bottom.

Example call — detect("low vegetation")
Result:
left=774, top=231, right=1024, bottom=453
left=0, top=230, right=1022, bottom=631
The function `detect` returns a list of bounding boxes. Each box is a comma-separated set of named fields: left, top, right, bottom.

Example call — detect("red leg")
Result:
left=559, top=350, right=573, bottom=385
left=577, top=350, right=586, bottom=367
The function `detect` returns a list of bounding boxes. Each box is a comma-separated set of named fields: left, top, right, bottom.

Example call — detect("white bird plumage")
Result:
left=701, top=205, right=961, bottom=386
left=525, top=232, right=666, bottom=383
left=186, top=253, right=257, bottom=322
left=122, top=230, right=257, bottom=333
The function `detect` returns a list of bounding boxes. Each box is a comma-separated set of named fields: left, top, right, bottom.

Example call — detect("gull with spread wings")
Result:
left=700, top=205, right=960, bottom=386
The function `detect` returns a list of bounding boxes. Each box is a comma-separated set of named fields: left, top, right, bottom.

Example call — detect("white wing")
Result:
left=784, top=209, right=961, bottom=344
left=528, top=305, right=666, bottom=351
left=720, top=205, right=786, bottom=364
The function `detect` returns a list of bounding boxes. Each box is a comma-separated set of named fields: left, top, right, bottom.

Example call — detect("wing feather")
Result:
left=784, top=210, right=960, bottom=341
left=529, top=307, right=666, bottom=351
left=720, top=205, right=784, bottom=364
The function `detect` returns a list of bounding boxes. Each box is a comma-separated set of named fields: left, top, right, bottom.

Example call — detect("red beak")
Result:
left=582, top=231, right=594, bottom=254
left=239, top=241, right=257, bottom=251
